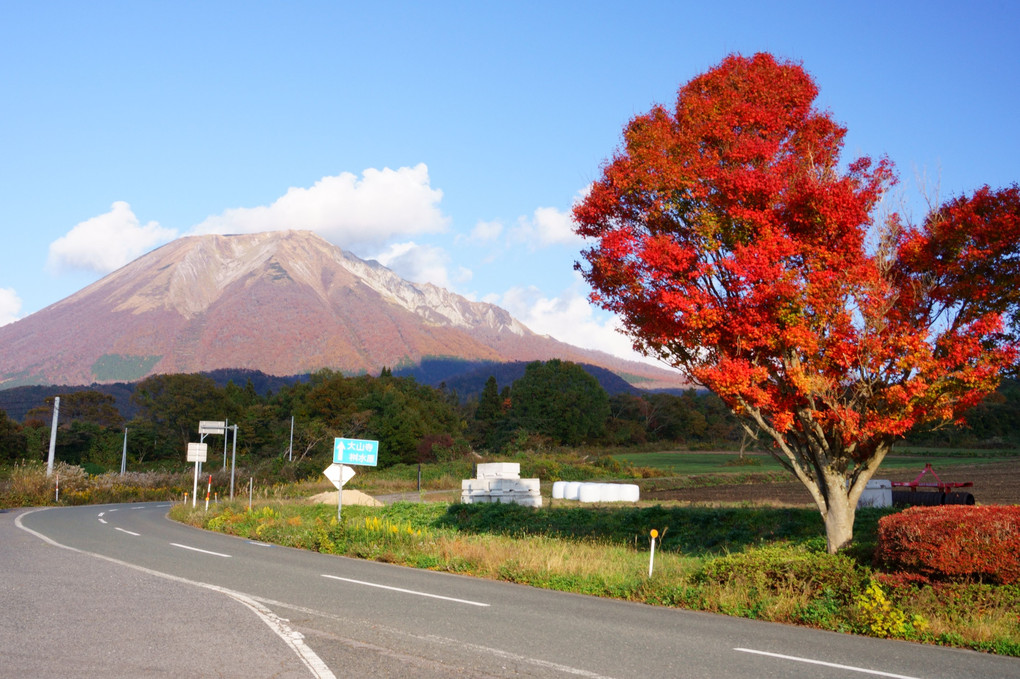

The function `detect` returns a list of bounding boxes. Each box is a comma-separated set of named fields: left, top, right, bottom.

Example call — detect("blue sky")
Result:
left=2, top=1, right=1018, bottom=365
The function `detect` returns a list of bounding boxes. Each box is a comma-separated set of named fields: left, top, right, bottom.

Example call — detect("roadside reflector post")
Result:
left=649, top=529, right=659, bottom=577
left=205, top=474, right=212, bottom=510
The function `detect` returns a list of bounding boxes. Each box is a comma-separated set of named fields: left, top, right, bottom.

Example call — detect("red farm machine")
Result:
left=890, top=463, right=975, bottom=506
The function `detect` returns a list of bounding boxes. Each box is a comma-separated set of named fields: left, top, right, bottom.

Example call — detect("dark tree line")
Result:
left=1, top=366, right=1016, bottom=473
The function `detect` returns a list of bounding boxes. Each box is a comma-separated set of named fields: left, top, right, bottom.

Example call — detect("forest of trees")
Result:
left=0, top=362, right=1017, bottom=476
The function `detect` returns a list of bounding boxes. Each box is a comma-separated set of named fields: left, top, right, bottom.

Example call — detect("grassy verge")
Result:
left=171, top=499, right=1020, bottom=656
left=0, top=460, right=326, bottom=509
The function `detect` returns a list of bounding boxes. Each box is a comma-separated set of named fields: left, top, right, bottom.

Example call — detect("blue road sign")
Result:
left=333, top=438, right=379, bottom=466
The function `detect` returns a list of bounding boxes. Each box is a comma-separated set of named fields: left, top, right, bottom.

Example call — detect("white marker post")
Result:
left=648, top=529, right=659, bottom=577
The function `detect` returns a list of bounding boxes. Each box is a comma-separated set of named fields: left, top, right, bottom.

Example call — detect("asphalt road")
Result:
left=5, top=503, right=1019, bottom=678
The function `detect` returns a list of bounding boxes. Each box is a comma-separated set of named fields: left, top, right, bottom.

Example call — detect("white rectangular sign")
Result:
left=199, top=420, right=226, bottom=435
left=187, top=442, right=208, bottom=462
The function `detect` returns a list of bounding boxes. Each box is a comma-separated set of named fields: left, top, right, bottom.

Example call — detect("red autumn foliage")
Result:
left=574, top=52, right=1020, bottom=553
left=875, top=506, right=1020, bottom=585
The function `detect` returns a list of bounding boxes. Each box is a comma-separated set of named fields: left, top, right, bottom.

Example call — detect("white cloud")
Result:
left=468, top=219, right=503, bottom=243
left=509, top=204, right=584, bottom=249
left=0, top=288, right=22, bottom=326
left=506, top=187, right=590, bottom=249
left=47, top=201, right=178, bottom=274
left=496, top=276, right=661, bottom=366
left=190, top=164, right=449, bottom=249
left=372, top=241, right=471, bottom=289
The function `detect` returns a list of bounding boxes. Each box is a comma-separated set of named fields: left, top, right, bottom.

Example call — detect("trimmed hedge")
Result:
left=699, top=543, right=864, bottom=595
left=875, top=506, right=1020, bottom=584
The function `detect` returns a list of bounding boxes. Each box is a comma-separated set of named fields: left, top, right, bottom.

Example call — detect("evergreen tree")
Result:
left=509, top=360, right=610, bottom=446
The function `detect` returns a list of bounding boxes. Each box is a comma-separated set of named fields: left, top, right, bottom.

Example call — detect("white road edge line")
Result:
left=115, top=527, right=140, bottom=536
left=734, top=648, right=923, bottom=679
left=254, top=595, right=617, bottom=679
left=171, top=542, right=232, bottom=558
left=16, top=509, right=334, bottom=679
left=321, top=574, right=490, bottom=607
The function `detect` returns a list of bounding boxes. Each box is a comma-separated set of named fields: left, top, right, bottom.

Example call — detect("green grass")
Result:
left=171, top=498, right=1020, bottom=655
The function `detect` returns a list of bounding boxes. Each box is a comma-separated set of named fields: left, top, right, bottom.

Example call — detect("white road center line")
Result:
left=735, top=648, right=922, bottom=679
left=321, top=574, right=490, bottom=607
left=115, top=527, right=140, bottom=536
left=171, top=543, right=232, bottom=558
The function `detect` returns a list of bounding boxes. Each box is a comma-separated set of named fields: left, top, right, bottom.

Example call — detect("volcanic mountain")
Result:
left=0, top=230, right=685, bottom=389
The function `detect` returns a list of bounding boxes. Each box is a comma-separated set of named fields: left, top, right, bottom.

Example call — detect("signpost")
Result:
left=197, top=421, right=226, bottom=477
left=199, top=420, right=226, bottom=435
left=187, top=443, right=208, bottom=508
left=332, top=438, right=379, bottom=466
left=329, top=438, right=379, bottom=520
left=323, top=463, right=356, bottom=489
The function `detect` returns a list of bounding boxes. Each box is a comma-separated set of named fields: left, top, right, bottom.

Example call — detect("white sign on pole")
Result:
left=199, top=420, right=226, bottom=435
left=187, top=442, right=208, bottom=462
left=322, top=463, right=356, bottom=490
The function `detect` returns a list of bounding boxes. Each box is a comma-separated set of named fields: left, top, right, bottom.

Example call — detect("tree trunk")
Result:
left=817, top=462, right=882, bottom=553
left=820, top=488, right=856, bottom=554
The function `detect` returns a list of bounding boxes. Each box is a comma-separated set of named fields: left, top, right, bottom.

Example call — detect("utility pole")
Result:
left=46, top=397, right=60, bottom=476
left=288, top=415, right=294, bottom=461
left=229, top=425, right=238, bottom=500
left=120, top=427, right=128, bottom=475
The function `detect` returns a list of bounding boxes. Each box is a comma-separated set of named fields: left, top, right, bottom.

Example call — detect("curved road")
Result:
left=4, top=503, right=1018, bottom=678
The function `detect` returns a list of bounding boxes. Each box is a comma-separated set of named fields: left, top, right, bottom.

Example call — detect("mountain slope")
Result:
left=0, top=231, right=686, bottom=389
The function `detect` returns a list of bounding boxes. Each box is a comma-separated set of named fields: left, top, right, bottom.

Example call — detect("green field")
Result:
left=613, top=449, right=1020, bottom=476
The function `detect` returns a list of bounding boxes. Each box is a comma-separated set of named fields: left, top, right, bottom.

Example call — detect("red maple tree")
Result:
left=573, top=53, right=1019, bottom=552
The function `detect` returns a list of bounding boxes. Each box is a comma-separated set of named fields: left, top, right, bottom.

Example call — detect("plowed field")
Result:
left=643, top=459, right=1020, bottom=507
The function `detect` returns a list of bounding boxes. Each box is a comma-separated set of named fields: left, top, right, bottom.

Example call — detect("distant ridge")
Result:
left=0, top=362, right=689, bottom=423
left=0, top=230, right=687, bottom=391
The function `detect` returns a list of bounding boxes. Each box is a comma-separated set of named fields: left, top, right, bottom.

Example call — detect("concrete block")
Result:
left=858, top=479, right=892, bottom=509
left=476, top=462, right=520, bottom=479
left=515, top=478, right=540, bottom=493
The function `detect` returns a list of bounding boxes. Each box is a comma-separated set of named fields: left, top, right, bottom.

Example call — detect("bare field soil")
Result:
left=643, top=459, right=1020, bottom=507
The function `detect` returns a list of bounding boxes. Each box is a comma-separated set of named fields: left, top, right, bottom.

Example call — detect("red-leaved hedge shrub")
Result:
left=875, top=505, right=1020, bottom=584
